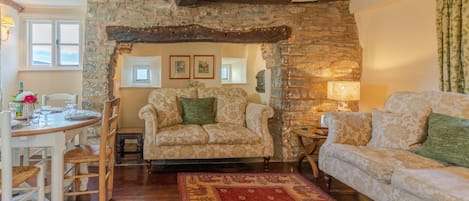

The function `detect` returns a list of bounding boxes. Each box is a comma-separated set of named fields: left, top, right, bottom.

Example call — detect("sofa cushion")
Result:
left=216, top=95, right=247, bottom=126
left=327, top=144, right=445, bottom=183
left=202, top=123, right=261, bottom=145
left=155, top=124, right=208, bottom=146
left=368, top=108, right=431, bottom=150
left=391, top=167, right=469, bottom=201
left=180, top=97, right=215, bottom=125
left=148, top=88, right=197, bottom=128
left=417, top=113, right=469, bottom=167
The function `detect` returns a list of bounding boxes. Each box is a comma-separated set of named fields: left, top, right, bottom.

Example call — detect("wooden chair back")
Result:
left=99, top=97, right=120, bottom=199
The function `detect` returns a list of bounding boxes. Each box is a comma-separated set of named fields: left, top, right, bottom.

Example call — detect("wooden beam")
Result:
left=106, top=24, right=291, bottom=43
left=174, top=0, right=345, bottom=7
left=0, top=0, right=25, bottom=12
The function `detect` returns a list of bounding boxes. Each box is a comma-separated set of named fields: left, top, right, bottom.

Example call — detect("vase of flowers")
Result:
left=13, top=91, right=38, bottom=121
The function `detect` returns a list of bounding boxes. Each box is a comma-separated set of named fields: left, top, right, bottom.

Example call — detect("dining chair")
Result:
left=24, top=93, right=78, bottom=168
left=41, top=93, right=78, bottom=106
left=63, top=97, right=120, bottom=201
left=1, top=111, right=45, bottom=201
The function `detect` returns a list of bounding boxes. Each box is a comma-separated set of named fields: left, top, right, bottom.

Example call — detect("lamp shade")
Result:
left=1, top=16, right=15, bottom=27
left=327, top=81, right=360, bottom=101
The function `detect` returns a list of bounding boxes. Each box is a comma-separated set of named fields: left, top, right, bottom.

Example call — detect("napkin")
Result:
left=65, top=112, right=99, bottom=121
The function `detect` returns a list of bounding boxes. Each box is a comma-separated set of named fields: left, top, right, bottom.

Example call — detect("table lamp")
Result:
left=327, top=81, right=360, bottom=112
left=1, top=15, right=15, bottom=41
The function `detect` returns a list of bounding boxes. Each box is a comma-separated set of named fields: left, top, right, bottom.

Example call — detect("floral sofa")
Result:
left=139, top=87, right=274, bottom=172
left=319, top=91, right=469, bottom=201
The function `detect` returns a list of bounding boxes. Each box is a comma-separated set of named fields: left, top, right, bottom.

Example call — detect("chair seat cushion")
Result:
left=156, top=124, right=208, bottom=146
left=327, top=144, right=445, bottom=183
left=391, top=167, right=469, bottom=201
left=64, top=145, right=110, bottom=163
left=202, top=123, right=261, bottom=145
left=0, top=166, right=40, bottom=190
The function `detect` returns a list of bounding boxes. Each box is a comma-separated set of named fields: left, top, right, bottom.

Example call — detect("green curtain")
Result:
left=437, top=0, right=469, bottom=93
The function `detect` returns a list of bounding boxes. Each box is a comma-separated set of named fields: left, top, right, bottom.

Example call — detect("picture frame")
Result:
left=193, top=55, right=215, bottom=79
left=169, top=55, right=191, bottom=79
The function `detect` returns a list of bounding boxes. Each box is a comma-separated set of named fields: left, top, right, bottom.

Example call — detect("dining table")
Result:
left=11, top=109, right=101, bottom=201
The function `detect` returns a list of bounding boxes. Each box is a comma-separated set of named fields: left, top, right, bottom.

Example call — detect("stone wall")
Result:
left=84, top=0, right=361, bottom=161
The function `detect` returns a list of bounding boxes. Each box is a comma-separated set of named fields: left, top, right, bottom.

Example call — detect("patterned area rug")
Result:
left=178, top=172, right=336, bottom=201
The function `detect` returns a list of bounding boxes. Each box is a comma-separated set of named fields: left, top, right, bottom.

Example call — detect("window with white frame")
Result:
left=221, top=57, right=247, bottom=84
left=121, top=56, right=162, bottom=88
left=25, top=19, right=81, bottom=68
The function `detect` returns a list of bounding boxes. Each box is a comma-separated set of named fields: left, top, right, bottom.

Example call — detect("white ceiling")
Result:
left=14, top=0, right=86, bottom=7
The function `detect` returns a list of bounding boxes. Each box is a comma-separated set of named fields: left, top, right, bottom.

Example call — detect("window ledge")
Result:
left=18, top=66, right=82, bottom=72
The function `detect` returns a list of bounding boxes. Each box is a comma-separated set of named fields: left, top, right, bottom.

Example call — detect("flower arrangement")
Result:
left=13, top=91, right=38, bottom=118
left=14, top=91, right=38, bottom=104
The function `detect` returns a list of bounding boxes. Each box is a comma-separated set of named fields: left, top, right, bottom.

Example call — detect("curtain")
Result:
left=437, top=0, right=469, bottom=93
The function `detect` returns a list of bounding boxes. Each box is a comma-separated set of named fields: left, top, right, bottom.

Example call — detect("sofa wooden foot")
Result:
left=146, top=160, right=152, bottom=174
left=263, top=157, right=271, bottom=172
left=324, top=174, right=332, bottom=191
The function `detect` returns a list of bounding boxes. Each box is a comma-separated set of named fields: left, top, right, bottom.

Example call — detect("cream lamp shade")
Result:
left=327, top=81, right=360, bottom=112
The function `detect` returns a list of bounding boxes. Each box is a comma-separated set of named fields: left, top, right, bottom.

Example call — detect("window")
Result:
left=26, top=19, right=81, bottom=68
left=121, top=56, right=161, bottom=88
left=221, top=57, right=247, bottom=84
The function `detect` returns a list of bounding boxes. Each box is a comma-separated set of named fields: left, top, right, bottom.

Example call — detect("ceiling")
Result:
left=14, top=0, right=86, bottom=7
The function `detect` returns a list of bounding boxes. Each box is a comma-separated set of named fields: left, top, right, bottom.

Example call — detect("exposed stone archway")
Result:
left=83, top=0, right=361, bottom=161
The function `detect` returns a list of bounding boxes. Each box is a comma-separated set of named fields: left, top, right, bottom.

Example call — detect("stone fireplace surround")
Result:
left=83, top=0, right=361, bottom=161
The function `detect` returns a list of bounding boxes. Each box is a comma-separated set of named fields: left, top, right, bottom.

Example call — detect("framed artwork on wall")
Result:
left=193, top=55, right=215, bottom=79
left=169, top=55, right=191, bottom=79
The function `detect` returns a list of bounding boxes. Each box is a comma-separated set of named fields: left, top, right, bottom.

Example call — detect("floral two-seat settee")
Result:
left=319, top=91, right=469, bottom=201
left=139, top=87, right=274, bottom=172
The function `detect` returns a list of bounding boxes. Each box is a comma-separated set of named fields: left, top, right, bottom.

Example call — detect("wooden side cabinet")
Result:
left=115, top=127, right=144, bottom=164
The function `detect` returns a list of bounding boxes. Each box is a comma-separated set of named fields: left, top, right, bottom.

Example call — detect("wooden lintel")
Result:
left=106, top=24, right=291, bottom=43
left=0, top=0, right=25, bottom=12
left=174, top=0, right=345, bottom=7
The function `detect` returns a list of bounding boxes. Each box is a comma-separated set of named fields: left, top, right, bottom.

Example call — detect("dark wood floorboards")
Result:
left=73, top=161, right=368, bottom=201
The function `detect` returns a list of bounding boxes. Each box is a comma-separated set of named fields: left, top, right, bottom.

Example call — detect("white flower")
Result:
left=15, top=91, right=35, bottom=101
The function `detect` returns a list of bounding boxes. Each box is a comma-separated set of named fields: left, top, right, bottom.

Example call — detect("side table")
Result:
left=115, top=127, right=144, bottom=164
left=292, top=126, right=328, bottom=178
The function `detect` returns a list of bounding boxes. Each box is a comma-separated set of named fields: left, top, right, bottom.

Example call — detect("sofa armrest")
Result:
left=138, top=104, right=158, bottom=139
left=246, top=103, right=274, bottom=156
left=324, top=112, right=372, bottom=146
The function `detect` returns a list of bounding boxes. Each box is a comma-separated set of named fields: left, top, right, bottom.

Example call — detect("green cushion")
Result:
left=180, top=97, right=215, bottom=125
left=416, top=113, right=469, bottom=167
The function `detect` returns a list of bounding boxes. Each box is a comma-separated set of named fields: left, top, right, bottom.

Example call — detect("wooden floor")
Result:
left=72, top=160, right=369, bottom=201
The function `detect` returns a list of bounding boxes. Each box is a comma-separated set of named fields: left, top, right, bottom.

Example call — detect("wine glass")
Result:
left=41, top=105, right=53, bottom=125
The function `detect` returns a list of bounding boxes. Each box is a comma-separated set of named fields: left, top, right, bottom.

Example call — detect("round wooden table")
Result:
left=292, top=126, right=328, bottom=178
left=12, top=110, right=100, bottom=201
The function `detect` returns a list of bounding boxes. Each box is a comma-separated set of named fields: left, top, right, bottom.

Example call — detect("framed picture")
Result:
left=169, top=55, right=191, bottom=79
left=193, top=55, right=215, bottom=79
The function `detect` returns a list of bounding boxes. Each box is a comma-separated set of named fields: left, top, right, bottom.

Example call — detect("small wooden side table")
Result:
left=292, top=126, right=328, bottom=178
left=115, top=127, right=144, bottom=164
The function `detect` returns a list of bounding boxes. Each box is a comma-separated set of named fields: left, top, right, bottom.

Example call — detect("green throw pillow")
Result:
left=416, top=113, right=469, bottom=167
left=180, top=97, right=215, bottom=125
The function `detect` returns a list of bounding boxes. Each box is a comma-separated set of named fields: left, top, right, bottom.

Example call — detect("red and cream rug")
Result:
left=178, top=172, right=335, bottom=201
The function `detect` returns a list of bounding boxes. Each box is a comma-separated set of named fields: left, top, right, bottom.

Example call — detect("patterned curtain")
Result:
left=437, top=0, right=469, bottom=93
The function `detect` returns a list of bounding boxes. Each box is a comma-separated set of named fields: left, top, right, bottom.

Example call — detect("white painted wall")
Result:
left=16, top=7, right=84, bottom=107
left=352, top=0, right=440, bottom=112
left=1, top=5, right=19, bottom=110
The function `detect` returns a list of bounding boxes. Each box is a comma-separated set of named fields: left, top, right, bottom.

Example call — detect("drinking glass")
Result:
left=9, top=102, right=17, bottom=119
left=65, top=101, right=77, bottom=115
left=41, top=105, right=53, bottom=125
